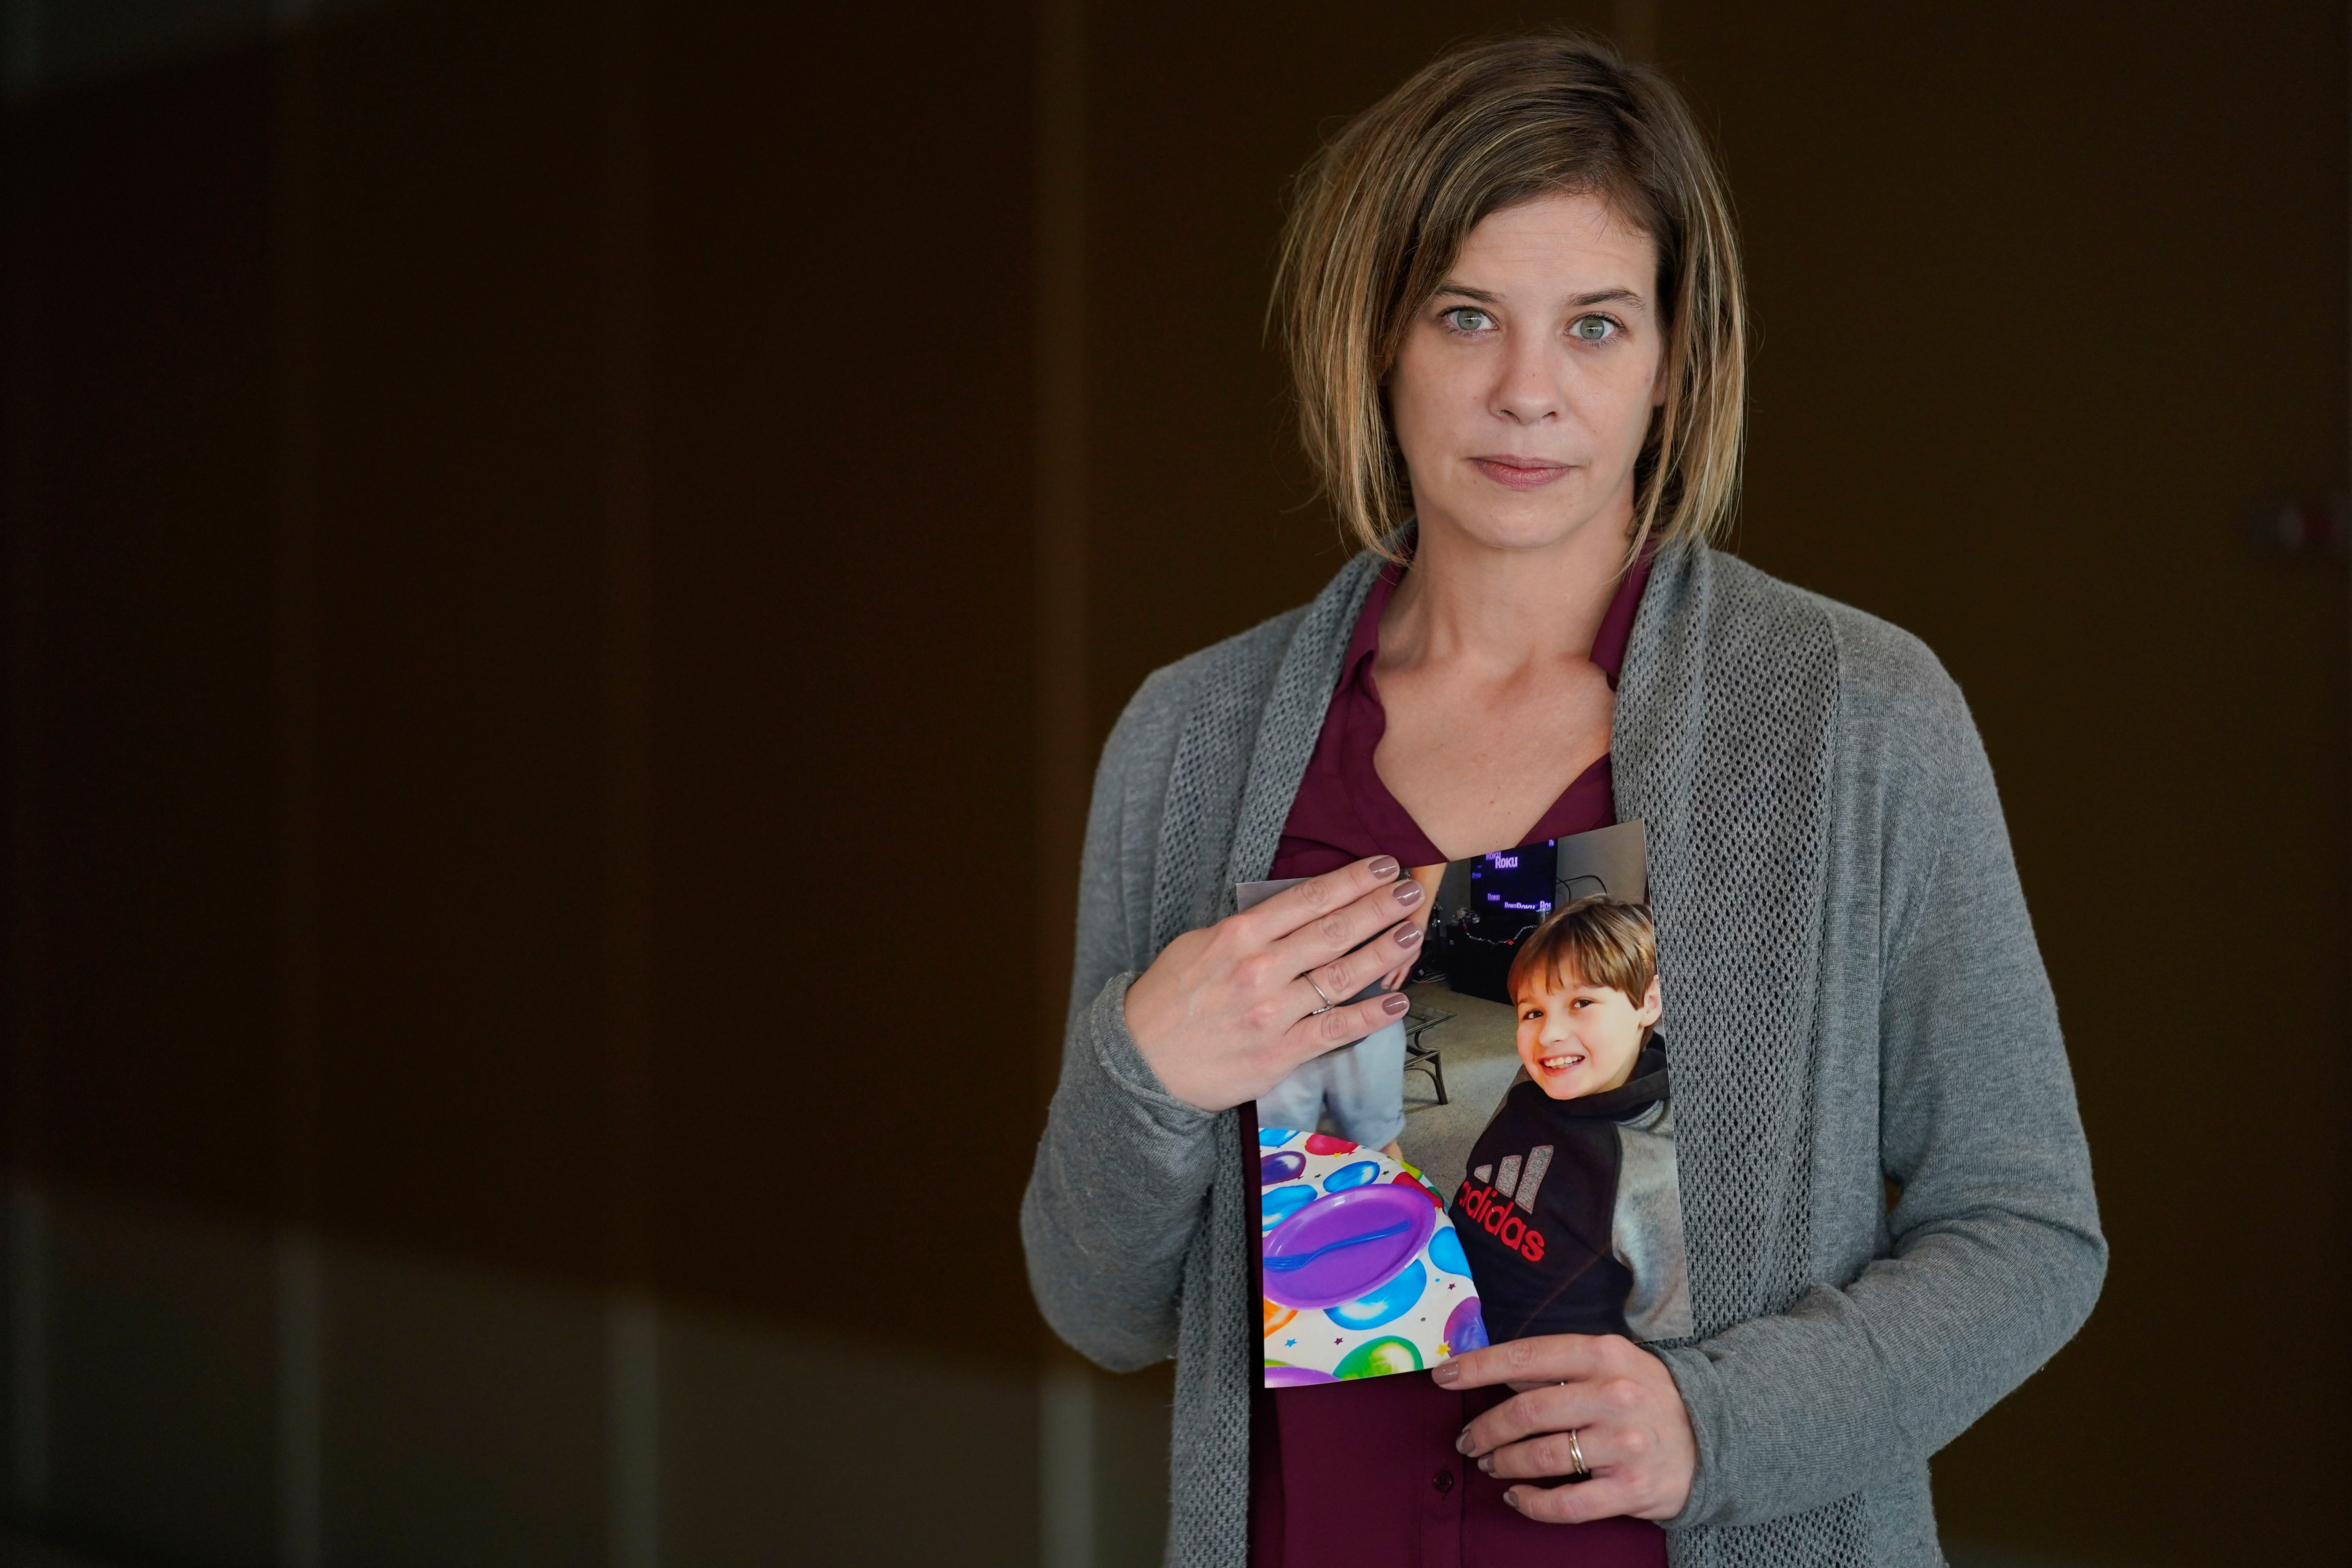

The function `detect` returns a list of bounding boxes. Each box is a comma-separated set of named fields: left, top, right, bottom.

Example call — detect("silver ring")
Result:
left=1305, top=976, right=1337, bottom=1015
left=1565, top=1428, right=1591, bottom=1480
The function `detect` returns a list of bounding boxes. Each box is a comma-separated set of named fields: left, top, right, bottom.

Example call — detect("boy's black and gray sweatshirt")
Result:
left=1020, top=542, right=2106, bottom=1568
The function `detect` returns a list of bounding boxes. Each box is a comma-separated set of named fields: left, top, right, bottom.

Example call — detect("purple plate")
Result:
left=1261, top=1184, right=1438, bottom=1310
left=1263, top=1365, right=1337, bottom=1388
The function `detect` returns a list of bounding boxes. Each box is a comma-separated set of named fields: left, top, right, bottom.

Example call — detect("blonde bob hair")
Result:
left=1274, top=32, right=1746, bottom=563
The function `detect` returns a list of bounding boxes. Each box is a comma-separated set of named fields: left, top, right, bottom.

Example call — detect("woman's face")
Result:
left=1386, top=191, right=1665, bottom=555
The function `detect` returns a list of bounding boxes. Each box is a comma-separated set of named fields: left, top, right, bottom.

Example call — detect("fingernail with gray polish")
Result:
left=1393, top=881, right=1424, bottom=908
left=1369, top=856, right=1400, bottom=879
left=1394, top=924, right=1422, bottom=948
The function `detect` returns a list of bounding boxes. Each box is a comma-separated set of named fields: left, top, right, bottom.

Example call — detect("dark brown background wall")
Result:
left=5, top=0, right=1047, bottom=1564
left=1679, top=13, right=2349, bottom=1560
left=7, top=0, right=1043, bottom=1337
left=0, top=1, right=2343, bottom=1565
left=639, top=0, right=1038, bottom=1351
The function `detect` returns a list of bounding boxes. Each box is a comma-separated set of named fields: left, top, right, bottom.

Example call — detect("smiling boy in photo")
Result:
left=1448, top=895, right=1692, bottom=1344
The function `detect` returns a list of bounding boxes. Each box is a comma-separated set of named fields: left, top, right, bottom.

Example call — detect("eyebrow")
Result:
left=1431, top=281, right=1648, bottom=311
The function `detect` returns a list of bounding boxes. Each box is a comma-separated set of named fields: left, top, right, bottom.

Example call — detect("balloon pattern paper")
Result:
left=1258, top=1127, right=1482, bottom=1386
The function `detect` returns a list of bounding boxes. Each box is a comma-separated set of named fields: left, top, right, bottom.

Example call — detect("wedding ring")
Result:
left=1565, top=1428, right=1591, bottom=1481
left=1305, top=976, right=1337, bottom=1015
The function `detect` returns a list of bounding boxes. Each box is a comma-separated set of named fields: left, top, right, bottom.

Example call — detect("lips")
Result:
left=1538, top=1052, right=1584, bottom=1075
left=1470, top=456, right=1573, bottom=491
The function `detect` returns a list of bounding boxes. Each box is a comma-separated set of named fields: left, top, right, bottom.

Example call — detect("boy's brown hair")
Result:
left=1507, top=895, right=1657, bottom=1012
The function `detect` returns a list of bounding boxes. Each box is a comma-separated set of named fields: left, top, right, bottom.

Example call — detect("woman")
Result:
left=1022, top=32, right=2103, bottom=1568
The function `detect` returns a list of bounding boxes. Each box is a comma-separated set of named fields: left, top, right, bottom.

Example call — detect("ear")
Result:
left=1635, top=976, right=1663, bottom=1028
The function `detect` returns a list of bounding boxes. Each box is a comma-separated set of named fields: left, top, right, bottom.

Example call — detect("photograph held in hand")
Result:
left=1247, top=823, right=1688, bottom=1395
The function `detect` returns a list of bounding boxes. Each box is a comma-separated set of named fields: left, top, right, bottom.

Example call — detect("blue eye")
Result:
left=1444, top=307, right=1494, bottom=333
left=1570, top=315, right=1618, bottom=342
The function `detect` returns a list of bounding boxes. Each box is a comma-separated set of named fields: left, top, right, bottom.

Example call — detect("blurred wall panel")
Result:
left=293, top=2, right=625, bottom=1560
left=658, top=1306, right=1036, bottom=1568
left=1668, top=4, right=2350, bottom=1561
left=17, top=20, right=279, bottom=1256
left=4, top=40, right=282, bottom=1563
left=48, top=1193, right=273, bottom=1566
left=11, top=0, right=272, bottom=93
left=641, top=0, right=1042, bottom=1360
left=319, top=1244, right=603, bottom=1568
left=307, top=0, right=611, bottom=1285
left=5, top=0, right=1058, bottom=1561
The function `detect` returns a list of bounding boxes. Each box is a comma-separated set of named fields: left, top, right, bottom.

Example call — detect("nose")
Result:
left=1490, top=331, right=1563, bottom=425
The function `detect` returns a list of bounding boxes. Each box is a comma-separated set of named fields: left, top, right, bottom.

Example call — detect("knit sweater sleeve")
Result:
left=1020, top=666, right=1229, bottom=1373
left=1657, top=653, right=2108, bottom=1528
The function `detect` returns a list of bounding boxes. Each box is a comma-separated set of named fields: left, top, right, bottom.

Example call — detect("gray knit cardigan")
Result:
left=1021, top=541, right=2105, bottom=1568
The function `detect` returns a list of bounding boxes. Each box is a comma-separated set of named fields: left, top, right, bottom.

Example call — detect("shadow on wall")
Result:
left=0, top=1528, right=119, bottom=1567
left=4, top=1187, right=1045, bottom=1568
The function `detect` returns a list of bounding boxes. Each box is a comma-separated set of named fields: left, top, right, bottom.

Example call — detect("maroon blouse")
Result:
left=1248, top=552, right=1665, bottom=1568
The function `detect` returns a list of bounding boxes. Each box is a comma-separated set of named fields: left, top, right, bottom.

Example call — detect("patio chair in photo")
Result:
left=1403, top=1003, right=1454, bottom=1106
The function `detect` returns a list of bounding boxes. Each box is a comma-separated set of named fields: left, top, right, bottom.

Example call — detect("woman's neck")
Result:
left=1380, top=503, right=1635, bottom=676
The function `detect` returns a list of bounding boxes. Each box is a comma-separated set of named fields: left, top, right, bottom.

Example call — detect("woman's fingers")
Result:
left=1441, top=1334, right=1655, bottom=1452
left=1284, top=989, right=1411, bottom=1065
left=1476, top=1416, right=1651, bottom=1480
left=1502, top=1476, right=1645, bottom=1525
left=1303, top=916, right=1423, bottom=1006
left=1465, top=1388, right=1686, bottom=1526
left=1240, top=856, right=1400, bottom=944
left=1435, top=1333, right=1611, bottom=1396
left=1267, top=870, right=1426, bottom=979
left=1368, top=896, right=1439, bottom=995
left=1118, top=853, right=1435, bottom=1114
left=1437, top=1335, right=1698, bottom=1524
left=1453, top=1379, right=1620, bottom=1461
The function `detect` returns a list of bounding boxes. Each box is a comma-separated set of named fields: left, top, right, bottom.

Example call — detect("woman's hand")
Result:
left=1123, top=855, right=1425, bottom=1112
left=1434, top=1334, right=1696, bottom=1523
